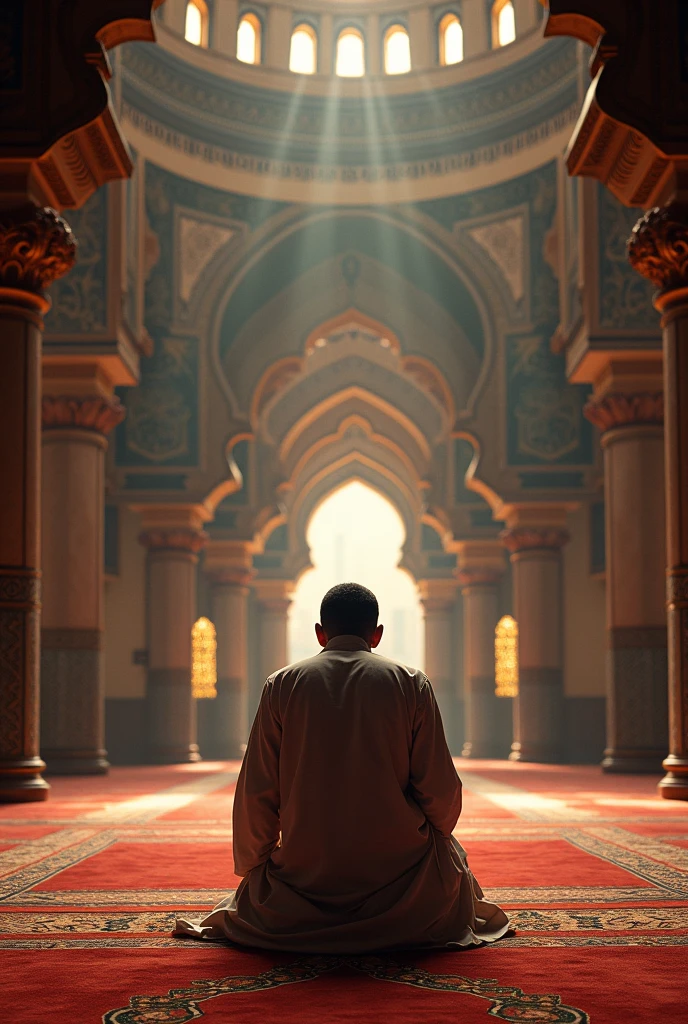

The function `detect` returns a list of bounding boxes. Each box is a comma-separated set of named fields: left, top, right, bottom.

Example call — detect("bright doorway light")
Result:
left=493, top=0, right=516, bottom=47
left=384, top=26, right=411, bottom=75
left=336, top=28, right=365, bottom=77
left=289, top=481, right=423, bottom=667
left=237, top=13, right=261, bottom=64
left=439, top=14, right=464, bottom=65
left=184, top=0, right=207, bottom=47
left=290, top=24, right=317, bottom=74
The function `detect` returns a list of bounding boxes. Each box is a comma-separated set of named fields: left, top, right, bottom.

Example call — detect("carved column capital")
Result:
left=0, top=206, right=76, bottom=298
left=42, top=395, right=125, bottom=435
left=501, top=527, right=570, bottom=555
left=139, top=529, right=208, bottom=554
left=628, top=204, right=688, bottom=301
left=456, top=568, right=503, bottom=588
left=418, top=578, right=458, bottom=611
left=253, top=579, right=294, bottom=611
left=584, top=392, right=664, bottom=433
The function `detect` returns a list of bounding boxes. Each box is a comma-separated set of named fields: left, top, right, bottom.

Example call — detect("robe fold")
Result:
left=175, top=635, right=509, bottom=952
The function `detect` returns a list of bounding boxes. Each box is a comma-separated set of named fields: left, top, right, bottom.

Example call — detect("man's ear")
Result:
left=370, top=623, right=384, bottom=649
left=315, top=623, right=328, bottom=648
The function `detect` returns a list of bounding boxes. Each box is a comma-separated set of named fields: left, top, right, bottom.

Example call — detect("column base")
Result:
left=658, top=756, right=688, bottom=800
left=43, top=750, right=110, bottom=775
left=149, top=744, right=201, bottom=765
left=601, top=748, right=665, bottom=774
left=462, top=741, right=505, bottom=759
left=509, top=742, right=566, bottom=764
left=0, top=759, right=50, bottom=803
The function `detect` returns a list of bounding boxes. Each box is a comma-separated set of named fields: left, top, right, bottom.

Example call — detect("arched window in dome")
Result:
left=384, top=24, right=411, bottom=75
left=237, top=12, right=262, bottom=64
left=439, top=13, right=463, bottom=65
left=184, top=0, right=208, bottom=47
left=335, top=28, right=365, bottom=77
left=492, top=0, right=516, bottom=48
left=289, top=23, right=317, bottom=74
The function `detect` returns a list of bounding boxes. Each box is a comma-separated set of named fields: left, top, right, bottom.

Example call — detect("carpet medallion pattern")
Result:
left=103, top=956, right=590, bottom=1024
left=1, top=761, right=686, bottom=1023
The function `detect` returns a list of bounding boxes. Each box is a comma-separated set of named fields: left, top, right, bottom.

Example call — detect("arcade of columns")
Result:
left=2, top=1, right=688, bottom=802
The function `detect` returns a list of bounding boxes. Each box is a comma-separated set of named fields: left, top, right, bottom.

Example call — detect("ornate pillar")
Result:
left=455, top=541, right=506, bottom=759
left=40, top=387, right=125, bottom=773
left=138, top=507, right=209, bottom=764
left=204, top=540, right=253, bottom=759
left=630, top=206, right=688, bottom=799
left=0, top=207, right=76, bottom=802
left=254, top=579, right=294, bottom=681
left=585, top=380, right=668, bottom=772
left=418, top=579, right=459, bottom=751
left=501, top=506, right=570, bottom=763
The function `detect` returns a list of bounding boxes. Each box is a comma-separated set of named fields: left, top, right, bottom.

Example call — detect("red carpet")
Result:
left=1, top=760, right=686, bottom=1023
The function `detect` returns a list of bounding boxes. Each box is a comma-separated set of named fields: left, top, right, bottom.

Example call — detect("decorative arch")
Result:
left=289, top=23, right=318, bottom=74
left=184, top=0, right=209, bottom=47
left=189, top=206, right=504, bottom=424
left=384, top=24, right=411, bottom=75
left=492, top=0, right=516, bottom=48
left=287, top=453, right=424, bottom=582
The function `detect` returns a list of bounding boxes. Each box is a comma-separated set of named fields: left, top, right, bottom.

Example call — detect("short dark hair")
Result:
left=320, top=583, right=379, bottom=639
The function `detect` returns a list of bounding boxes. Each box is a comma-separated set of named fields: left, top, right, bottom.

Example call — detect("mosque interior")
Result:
left=0, top=1, right=687, bottom=1021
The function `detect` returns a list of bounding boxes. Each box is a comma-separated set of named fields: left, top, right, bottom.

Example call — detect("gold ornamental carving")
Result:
left=139, top=529, right=208, bottom=554
left=0, top=207, right=76, bottom=296
left=628, top=205, right=688, bottom=297
left=584, top=393, right=664, bottom=433
left=42, top=395, right=126, bottom=436
left=501, top=527, right=570, bottom=555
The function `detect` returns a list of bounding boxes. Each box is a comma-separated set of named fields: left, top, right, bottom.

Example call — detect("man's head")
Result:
left=316, top=582, right=384, bottom=648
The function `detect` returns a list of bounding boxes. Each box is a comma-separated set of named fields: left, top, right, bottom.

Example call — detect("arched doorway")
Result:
left=289, top=481, right=424, bottom=667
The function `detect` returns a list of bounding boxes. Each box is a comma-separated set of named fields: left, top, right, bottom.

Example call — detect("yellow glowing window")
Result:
left=495, top=615, right=519, bottom=697
left=192, top=617, right=217, bottom=699
left=290, top=24, right=317, bottom=74
left=336, top=28, right=365, bottom=77
left=384, top=25, right=411, bottom=75
left=184, top=0, right=208, bottom=47
left=492, top=0, right=516, bottom=48
left=237, top=13, right=261, bottom=64
left=439, top=13, right=464, bottom=65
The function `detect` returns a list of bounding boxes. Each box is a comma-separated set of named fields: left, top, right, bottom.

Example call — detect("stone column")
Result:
left=419, top=579, right=459, bottom=751
left=254, top=579, right=294, bottom=681
left=585, top=381, right=667, bottom=772
left=0, top=207, right=76, bottom=803
left=501, top=506, right=570, bottom=763
left=265, top=6, right=292, bottom=69
left=213, top=0, right=239, bottom=55
left=164, top=0, right=187, bottom=34
left=630, top=206, right=688, bottom=799
left=138, top=507, right=209, bottom=763
left=319, top=14, right=334, bottom=74
left=462, top=0, right=490, bottom=58
left=204, top=540, right=253, bottom=758
left=367, top=14, right=382, bottom=74
left=408, top=8, right=432, bottom=68
left=513, top=0, right=540, bottom=34
left=455, top=541, right=506, bottom=759
left=40, top=388, right=125, bottom=774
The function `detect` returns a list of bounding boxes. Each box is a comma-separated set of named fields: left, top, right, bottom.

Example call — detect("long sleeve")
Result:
left=408, top=676, right=462, bottom=837
left=232, top=680, right=281, bottom=876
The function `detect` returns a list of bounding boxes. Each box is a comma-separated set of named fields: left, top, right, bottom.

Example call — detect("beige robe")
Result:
left=175, top=635, right=509, bottom=952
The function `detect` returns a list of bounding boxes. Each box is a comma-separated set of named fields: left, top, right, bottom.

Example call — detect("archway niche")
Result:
left=288, top=480, right=424, bottom=668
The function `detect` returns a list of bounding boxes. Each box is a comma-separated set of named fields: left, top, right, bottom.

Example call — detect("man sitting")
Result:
left=175, top=582, right=508, bottom=952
